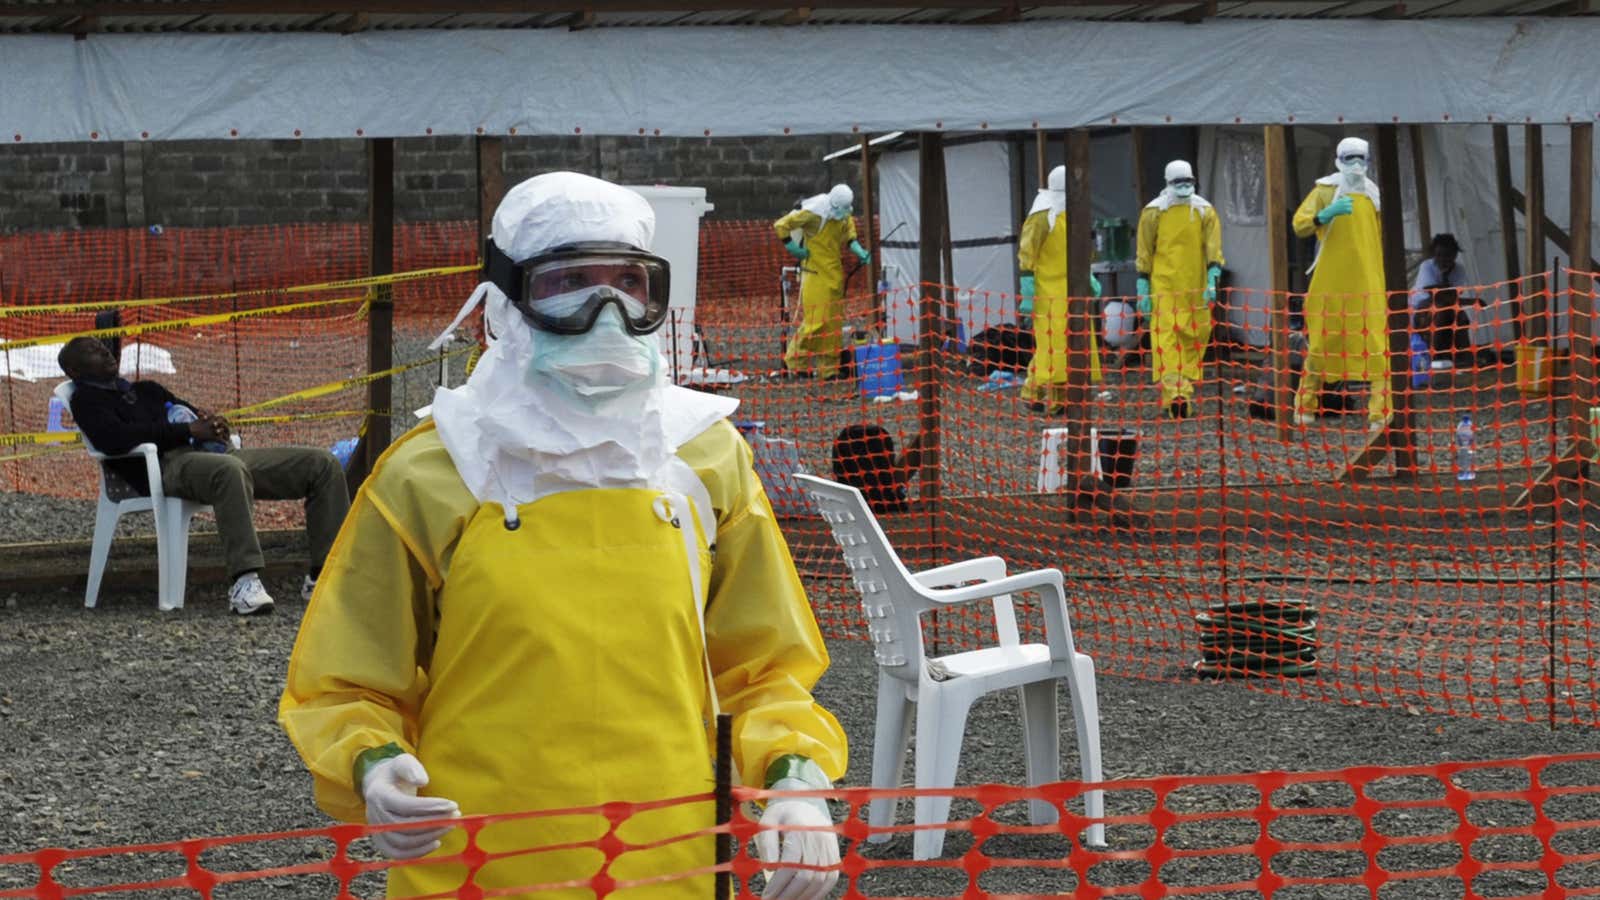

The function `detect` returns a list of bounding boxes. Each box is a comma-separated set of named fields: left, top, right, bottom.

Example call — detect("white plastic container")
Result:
left=625, top=185, right=714, bottom=384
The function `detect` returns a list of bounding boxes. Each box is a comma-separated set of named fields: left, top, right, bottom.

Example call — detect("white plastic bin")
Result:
left=625, top=185, right=714, bottom=384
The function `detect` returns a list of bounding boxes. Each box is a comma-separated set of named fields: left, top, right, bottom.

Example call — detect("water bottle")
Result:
left=166, top=401, right=229, bottom=453
left=1455, top=415, right=1477, bottom=482
left=1410, top=333, right=1431, bottom=389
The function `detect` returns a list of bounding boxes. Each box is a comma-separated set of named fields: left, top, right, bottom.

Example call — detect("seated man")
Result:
left=1409, top=233, right=1481, bottom=367
left=58, top=336, right=350, bottom=615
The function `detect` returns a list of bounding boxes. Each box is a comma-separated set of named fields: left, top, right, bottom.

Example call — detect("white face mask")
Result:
left=1339, top=160, right=1367, bottom=188
left=829, top=204, right=852, bottom=221
left=1170, top=182, right=1195, bottom=200
left=527, top=305, right=660, bottom=401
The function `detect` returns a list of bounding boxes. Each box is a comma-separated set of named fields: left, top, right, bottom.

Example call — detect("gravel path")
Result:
left=3, top=581, right=1599, bottom=897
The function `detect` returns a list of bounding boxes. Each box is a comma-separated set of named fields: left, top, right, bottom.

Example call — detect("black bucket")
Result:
left=1193, top=599, right=1319, bottom=678
left=1091, top=428, right=1140, bottom=490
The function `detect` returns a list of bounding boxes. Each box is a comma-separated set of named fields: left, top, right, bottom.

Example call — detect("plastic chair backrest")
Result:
left=795, top=474, right=928, bottom=678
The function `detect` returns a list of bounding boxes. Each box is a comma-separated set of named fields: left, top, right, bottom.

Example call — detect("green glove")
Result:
left=1090, top=273, right=1103, bottom=298
left=1136, top=275, right=1152, bottom=317
left=1018, top=273, right=1035, bottom=316
left=783, top=240, right=810, bottom=261
left=1315, top=195, right=1354, bottom=225
left=849, top=240, right=870, bottom=264
left=1204, top=265, right=1222, bottom=304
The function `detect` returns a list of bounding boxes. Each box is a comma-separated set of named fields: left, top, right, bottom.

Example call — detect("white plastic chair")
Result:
left=53, top=381, right=230, bottom=612
left=794, top=474, right=1105, bottom=860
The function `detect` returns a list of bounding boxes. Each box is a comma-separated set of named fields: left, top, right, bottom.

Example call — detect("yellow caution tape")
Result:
left=0, top=295, right=363, bottom=352
left=0, top=431, right=80, bottom=448
left=0, top=263, right=480, bottom=318
left=224, top=347, right=471, bottom=416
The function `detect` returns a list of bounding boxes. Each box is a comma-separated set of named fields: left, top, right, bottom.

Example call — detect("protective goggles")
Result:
left=1167, top=178, right=1196, bottom=188
left=1338, top=154, right=1368, bottom=165
left=485, top=239, right=672, bottom=335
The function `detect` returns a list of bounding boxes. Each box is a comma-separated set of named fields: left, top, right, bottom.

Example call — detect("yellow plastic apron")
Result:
left=1295, top=193, right=1390, bottom=423
left=784, top=216, right=851, bottom=379
left=1022, top=211, right=1103, bottom=411
left=1148, top=205, right=1212, bottom=407
left=390, top=472, right=717, bottom=899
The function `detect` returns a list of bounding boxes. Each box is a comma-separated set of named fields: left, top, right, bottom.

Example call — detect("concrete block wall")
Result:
left=0, top=134, right=863, bottom=233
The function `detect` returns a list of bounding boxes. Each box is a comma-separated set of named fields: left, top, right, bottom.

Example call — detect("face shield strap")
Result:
left=484, top=237, right=525, bottom=305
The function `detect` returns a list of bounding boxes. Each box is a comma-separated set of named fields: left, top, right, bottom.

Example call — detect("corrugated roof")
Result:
left=0, top=0, right=1588, bottom=33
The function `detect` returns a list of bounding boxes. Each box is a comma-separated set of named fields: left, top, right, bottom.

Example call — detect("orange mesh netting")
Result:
left=3, top=753, right=1599, bottom=898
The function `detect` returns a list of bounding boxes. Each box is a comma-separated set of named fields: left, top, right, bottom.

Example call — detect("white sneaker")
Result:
left=1429, top=359, right=1455, bottom=371
left=300, top=575, right=317, bottom=602
left=1095, top=389, right=1115, bottom=401
left=1293, top=413, right=1316, bottom=426
left=228, top=573, right=275, bottom=616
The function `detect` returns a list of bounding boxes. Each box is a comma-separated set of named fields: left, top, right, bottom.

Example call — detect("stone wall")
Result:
left=0, top=134, right=865, bottom=232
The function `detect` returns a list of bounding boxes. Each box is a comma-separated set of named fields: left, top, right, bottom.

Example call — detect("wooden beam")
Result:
left=968, top=1, right=1020, bottom=23
left=1265, top=125, right=1292, bottom=440
left=1283, top=125, right=1305, bottom=293
left=0, top=0, right=1348, bottom=16
left=1408, top=124, right=1431, bottom=247
left=1493, top=124, right=1523, bottom=340
left=565, top=8, right=596, bottom=27
left=1526, top=124, right=1548, bottom=343
left=1130, top=126, right=1148, bottom=209
left=1035, top=131, right=1046, bottom=196
left=337, top=10, right=367, bottom=31
left=1169, top=0, right=1216, bottom=22
left=347, top=137, right=395, bottom=493
left=1567, top=122, right=1594, bottom=456
left=476, top=136, right=504, bottom=253
left=916, top=132, right=945, bottom=505
left=1347, top=124, right=1416, bottom=479
left=1064, top=129, right=1094, bottom=484
left=1509, top=187, right=1574, bottom=256
left=779, top=5, right=810, bottom=23
left=860, top=133, right=881, bottom=331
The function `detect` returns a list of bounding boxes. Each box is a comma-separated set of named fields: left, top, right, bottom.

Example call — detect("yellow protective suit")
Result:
left=1292, top=184, right=1390, bottom=425
left=1136, top=202, right=1224, bottom=409
left=1016, top=209, right=1102, bottom=413
left=775, top=208, right=858, bottom=379
left=279, top=420, right=847, bottom=899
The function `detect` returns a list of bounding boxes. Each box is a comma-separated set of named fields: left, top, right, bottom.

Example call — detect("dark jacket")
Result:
left=69, top=379, right=194, bottom=495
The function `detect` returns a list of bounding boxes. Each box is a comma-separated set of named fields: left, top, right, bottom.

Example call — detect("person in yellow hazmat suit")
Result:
left=1135, top=160, right=1225, bottom=420
left=773, top=184, right=870, bottom=380
left=1291, top=137, right=1390, bottom=431
left=279, top=172, right=848, bottom=900
left=1017, top=165, right=1104, bottom=416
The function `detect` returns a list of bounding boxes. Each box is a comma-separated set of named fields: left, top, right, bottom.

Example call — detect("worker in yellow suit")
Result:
left=1135, top=160, right=1225, bottom=420
left=774, top=184, right=870, bottom=380
left=1017, top=165, right=1103, bottom=416
left=1291, top=137, right=1390, bottom=431
left=280, top=173, right=848, bottom=900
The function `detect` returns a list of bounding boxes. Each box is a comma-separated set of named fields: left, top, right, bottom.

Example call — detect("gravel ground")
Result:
left=3, top=581, right=1600, bottom=898
left=5, top=329, right=1600, bottom=896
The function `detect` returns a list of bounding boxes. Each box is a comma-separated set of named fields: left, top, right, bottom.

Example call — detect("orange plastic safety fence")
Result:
left=4, top=753, right=1599, bottom=898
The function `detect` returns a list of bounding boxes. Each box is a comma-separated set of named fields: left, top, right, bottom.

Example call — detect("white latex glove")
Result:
left=362, top=753, right=461, bottom=860
left=755, top=798, right=840, bottom=900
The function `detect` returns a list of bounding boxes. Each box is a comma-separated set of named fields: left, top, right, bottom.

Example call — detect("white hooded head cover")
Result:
left=1029, top=164, right=1068, bottom=224
left=1316, top=136, right=1381, bottom=209
left=1148, top=158, right=1213, bottom=214
left=428, top=172, right=736, bottom=511
left=800, top=183, right=854, bottom=222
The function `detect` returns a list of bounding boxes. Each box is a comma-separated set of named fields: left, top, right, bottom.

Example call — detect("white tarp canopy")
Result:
left=2, top=19, right=1599, bottom=142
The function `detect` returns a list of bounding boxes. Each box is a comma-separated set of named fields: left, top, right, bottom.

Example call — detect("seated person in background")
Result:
left=832, top=425, right=923, bottom=515
left=1409, top=233, right=1482, bottom=367
left=58, top=336, right=350, bottom=615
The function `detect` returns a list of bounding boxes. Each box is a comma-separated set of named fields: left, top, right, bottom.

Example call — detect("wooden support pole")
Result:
left=1130, top=127, right=1148, bottom=208
left=917, top=132, right=945, bottom=505
left=476, top=136, right=504, bottom=250
left=1035, top=131, right=1047, bottom=195
left=1283, top=126, right=1307, bottom=293
left=347, top=137, right=395, bottom=493
left=1355, top=124, right=1417, bottom=477
left=1408, top=124, right=1432, bottom=248
left=1567, top=122, right=1594, bottom=456
left=1527, top=124, right=1548, bottom=343
left=861, top=133, right=879, bottom=315
left=1064, top=129, right=1094, bottom=481
left=1493, top=125, right=1524, bottom=339
left=1264, top=126, right=1292, bottom=441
